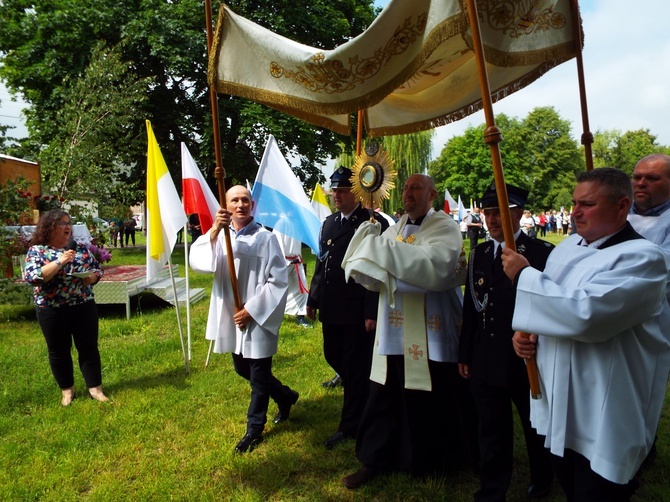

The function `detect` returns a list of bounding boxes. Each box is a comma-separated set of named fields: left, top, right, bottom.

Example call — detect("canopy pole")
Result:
left=205, top=0, right=242, bottom=312
left=466, top=0, right=541, bottom=399
left=570, top=0, right=594, bottom=171
left=356, top=110, right=363, bottom=157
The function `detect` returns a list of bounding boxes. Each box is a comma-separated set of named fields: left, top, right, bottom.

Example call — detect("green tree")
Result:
left=515, top=107, right=583, bottom=210
left=430, top=107, right=583, bottom=213
left=0, top=0, right=378, bottom=198
left=0, top=100, right=12, bottom=151
left=380, top=131, right=434, bottom=213
left=38, top=44, right=149, bottom=207
left=591, top=129, right=620, bottom=168
left=610, top=129, right=663, bottom=175
left=335, top=131, right=434, bottom=213
left=429, top=120, right=515, bottom=206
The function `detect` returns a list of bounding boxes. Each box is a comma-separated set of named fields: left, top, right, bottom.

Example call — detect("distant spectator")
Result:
left=562, top=209, right=570, bottom=235
left=465, top=207, right=484, bottom=248
left=538, top=211, right=547, bottom=237
left=109, top=221, right=119, bottom=247
left=124, top=216, right=137, bottom=247
left=519, top=210, right=535, bottom=236
left=189, top=214, right=202, bottom=243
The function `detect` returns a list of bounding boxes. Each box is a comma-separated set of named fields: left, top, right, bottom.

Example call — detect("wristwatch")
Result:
left=56, top=258, right=63, bottom=268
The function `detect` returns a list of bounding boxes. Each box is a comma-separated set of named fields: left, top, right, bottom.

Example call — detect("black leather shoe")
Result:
left=342, top=465, right=378, bottom=489
left=324, top=431, right=353, bottom=449
left=234, top=432, right=263, bottom=454
left=273, top=389, right=299, bottom=424
left=527, top=483, right=551, bottom=499
left=321, top=374, right=342, bottom=389
left=296, top=316, right=311, bottom=328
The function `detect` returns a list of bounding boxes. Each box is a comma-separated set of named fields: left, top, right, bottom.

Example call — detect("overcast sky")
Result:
left=2, top=0, right=668, bottom=162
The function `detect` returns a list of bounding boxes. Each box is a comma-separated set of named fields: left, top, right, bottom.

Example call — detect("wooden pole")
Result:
left=466, top=0, right=541, bottom=399
left=356, top=110, right=363, bottom=157
left=205, top=0, right=242, bottom=311
left=570, top=0, right=594, bottom=171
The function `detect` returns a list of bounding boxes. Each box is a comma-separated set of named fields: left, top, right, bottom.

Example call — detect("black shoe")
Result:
left=527, top=483, right=551, bottom=499
left=273, top=389, right=299, bottom=424
left=324, top=431, right=353, bottom=449
left=234, top=432, right=264, bottom=453
left=296, top=316, right=311, bottom=328
left=342, top=465, right=378, bottom=489
left=321, top=374, right=342, bottom=389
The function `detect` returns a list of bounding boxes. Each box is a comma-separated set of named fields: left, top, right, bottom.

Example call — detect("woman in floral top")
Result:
left=24, top=210, right=108, bottom=406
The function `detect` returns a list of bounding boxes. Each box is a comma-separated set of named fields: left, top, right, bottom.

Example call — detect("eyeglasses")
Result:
left=57, top=221, right=72, bottom=227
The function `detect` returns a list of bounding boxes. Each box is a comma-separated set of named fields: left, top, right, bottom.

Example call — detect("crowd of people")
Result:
left=462, top=206, right=576, bottom=243
left=23, top=153, right=670, bottom=501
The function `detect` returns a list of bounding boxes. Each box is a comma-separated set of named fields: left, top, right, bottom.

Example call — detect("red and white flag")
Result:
left=444, top=188, right=457, bottom=214
left=181, top=143, right=219, bottom=234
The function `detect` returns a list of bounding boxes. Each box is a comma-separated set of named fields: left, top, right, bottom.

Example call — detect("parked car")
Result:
left=91, top=217, right=110, bottom=231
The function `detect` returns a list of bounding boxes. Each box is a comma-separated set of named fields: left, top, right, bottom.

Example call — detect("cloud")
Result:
left=431, top=0, right=670, bottom=158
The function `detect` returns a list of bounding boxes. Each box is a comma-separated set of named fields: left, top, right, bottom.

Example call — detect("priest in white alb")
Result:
left=340, top=174, right=472, bottom=489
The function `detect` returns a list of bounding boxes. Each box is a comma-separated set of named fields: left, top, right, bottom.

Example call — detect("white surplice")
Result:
left=190, top=221, right=288, bottom=359
left=343, top=210, right=467, bottom=390
left=512, top=233, right=670, bottom=484
left=628, top=207, right=670, bottom=302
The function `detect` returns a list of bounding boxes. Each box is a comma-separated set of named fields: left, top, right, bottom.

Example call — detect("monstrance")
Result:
left=350, top=142, right=397, bottom=216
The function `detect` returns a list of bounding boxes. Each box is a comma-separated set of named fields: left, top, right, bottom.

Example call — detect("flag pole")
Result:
left=205, top=0, right=243, bottom=313
left=183, top=225, right=192, bottom=361
left=168, top=256, right=190, bottom=373
left=466, top=0, right=541, bottom=399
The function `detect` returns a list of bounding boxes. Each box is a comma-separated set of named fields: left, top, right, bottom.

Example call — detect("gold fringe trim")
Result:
left=208, top=1, right=584, bottom=138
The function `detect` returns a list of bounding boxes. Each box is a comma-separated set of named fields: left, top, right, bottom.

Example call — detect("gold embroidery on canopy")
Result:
left=269, top=14, right=428, bottom=95
left=481, top=0, right=567, bottom=36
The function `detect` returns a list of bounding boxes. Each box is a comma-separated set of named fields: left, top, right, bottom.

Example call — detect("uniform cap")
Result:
left=330, top=166, right=353, bottom=188
left=481, top=182, right=528, bottom=209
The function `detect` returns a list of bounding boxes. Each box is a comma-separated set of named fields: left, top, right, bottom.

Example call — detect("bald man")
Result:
left=628, top=153, right=670, bottom=302
left=190, top=186, right=298, bottom=454
left=341, top=174, right=470, bottom=488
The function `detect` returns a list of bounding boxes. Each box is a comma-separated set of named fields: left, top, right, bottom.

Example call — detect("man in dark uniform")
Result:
left=458, top=182, right=554, bottom=502
left=306, top=166, right=389, bottom=449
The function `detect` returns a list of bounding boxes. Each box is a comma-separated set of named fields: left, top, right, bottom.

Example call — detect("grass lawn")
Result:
left=1, top=230, right=668, bottom=501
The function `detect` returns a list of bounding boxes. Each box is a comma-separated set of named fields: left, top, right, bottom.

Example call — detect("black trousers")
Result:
left=322, top=322, right=374, bottom=437
left=36, top=300, right=102, bottom=389
left=231, top=353, right=295, bottom=435
left=125, top=229, right=135, bottom=246
left=468, top=231, right=480, bottom=249
left=551, top=448, right=638, bottom=501
left=355, top=356, right=473, bottom=475
left=470, top=377, right=553, bottom=502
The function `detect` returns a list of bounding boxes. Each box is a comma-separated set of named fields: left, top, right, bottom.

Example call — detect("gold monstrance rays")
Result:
left=350, top=142, right=397, bottom=211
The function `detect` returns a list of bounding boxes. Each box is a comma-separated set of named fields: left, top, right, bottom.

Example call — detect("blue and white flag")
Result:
left=251, top=135, right=320, bottom=255
left=458, top=195, right=467, bottom=222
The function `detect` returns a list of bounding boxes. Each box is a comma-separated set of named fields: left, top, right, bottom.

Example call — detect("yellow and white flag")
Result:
left=146, top=120, right=187, bottom=282
left=311, top=183, right=332, bottom=222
